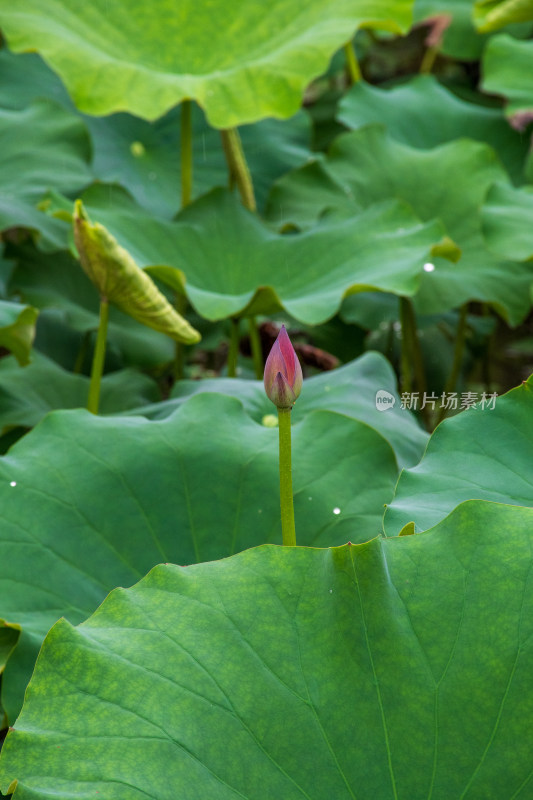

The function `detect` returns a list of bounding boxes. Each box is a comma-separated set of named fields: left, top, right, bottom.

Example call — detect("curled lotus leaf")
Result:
left=474, top=0, right=533, bottom=31
left=73, top=200, right=200, bottom=345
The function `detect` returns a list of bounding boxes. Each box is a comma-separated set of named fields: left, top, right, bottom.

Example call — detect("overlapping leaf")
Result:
left=267, top=125, right=533, bottom=323
left=0, top=301, right=38, bottom=367
left=0, top=0, right=413, bottom=126
left=0, top=352, right=160, bottom=432
left=0, top=101, right=91, bottom=244
left=481, top=182, right=533, bottom=261
left=2, top=501, right=533, bottom=798
left=86, top=107, right=314, bottom=216
left=0, top=394, right=398, bottom=719
left=385, top=375, right=533, bottom=534
left=474, top=0, right=533, bottom=31
left=337, top=75, right=530, bottom=181
left=482, top=34, right=533, bottom=121
left=0, top=47, right=313, bottom=217
left=131, top=351, right=427, bottom=468
left=413, top=0, right=489, bottom=59
left=45, top=186, right=448, bottom=325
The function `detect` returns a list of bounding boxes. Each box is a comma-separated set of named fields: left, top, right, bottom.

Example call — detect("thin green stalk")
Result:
left=248, top=316, right=263, bottom=379
left=87, top=296, right=109, bottom=414
left=220, top=128, right=256, bottom=212
left=73, top=329, right=91, bottom=374
left=481, top=303, right=493, bottom=393
left=344, top=41, right=362, bottom=84
left=419, top=46, right=438, bottom=74
left=399, top=298, right=412, bottom=396
left=438, top=303, right=468, bottom=423
left=278, top=407, right=296, bottom=547
left=181, top=99, right=193, bottom=208
left=227, top=318, right=240, bottom=377
left=400, top=297, right=429, bottom=426
left=406, top=300, right=427, bottom=401
left=173, top=293, right=188, bottom=381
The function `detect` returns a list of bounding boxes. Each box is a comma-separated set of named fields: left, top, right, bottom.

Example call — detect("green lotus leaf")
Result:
left=0, top=101, right=91, bottom=245
left=8, top=245, right=175, bottom=370
left=0, top=394, right=398, bottom=720
left=482, top=34, right=533, bottom=120
left=481, top=181, right=533, bottom=261
left=50, top=186, right=448, bottom=325
left=130, top=351, right=428, bottom=469
left=413, top=0, right=489, bottom=59
left=2, top=501, right=533, bottom=798
left=73, top=200, right=201, bottom=344
left=0, top=352, right=160, bottom=432
left=266, top=125, right=533, bottom=324
left=337, top=75, right=530, bottom=182
left=474, top=0, right=533, bottom=30
left=0, top=0, right=413, bottom=127
left=384, top=375, right=533, bottom=535
left=0, top=301, right=38, bottom=367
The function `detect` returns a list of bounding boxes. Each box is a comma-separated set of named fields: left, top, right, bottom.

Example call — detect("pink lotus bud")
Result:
left=264, top=325, right=303, bottom=409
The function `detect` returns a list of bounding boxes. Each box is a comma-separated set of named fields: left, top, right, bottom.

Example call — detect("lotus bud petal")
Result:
left=263, top=325, right=303, bottom=409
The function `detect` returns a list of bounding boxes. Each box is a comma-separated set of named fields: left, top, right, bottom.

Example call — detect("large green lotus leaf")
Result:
left=482, top=34, right=533, bottom=119
left=9, top=246, right=175, bottom=369
left=267, top=125, right=533, bottom=324
left=131, top=351, right=428, bottom=469
left=475, top=0, right=533, bottom=31
left=0, top=352, right=160, bottom=432
left=0, top=394, right=398, bottom=720
left=0, top=301, right=38, bottom=367
left=0, top=0, right=413, bottom=126
left=385, top=375, right=533, bottom=535
left=481, top=182, right=533, bottom=261
left=337, top=75, right=529, bottom=182
left=0, top=101, right=91, bottom=243
left=48, top=186, right=447, bottom=325
left=2, top=501, right=533, bottom=799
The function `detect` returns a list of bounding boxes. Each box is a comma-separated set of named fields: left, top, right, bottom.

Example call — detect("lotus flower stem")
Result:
left=227, top=318, right=240, bottom=377
left=438, top=303, right=468, bottom=423
left=181, top=100, right=193, bottom=208
left=344, top=41, right=361, bottom=84
left=248, top=316, right=263, bottom=379
left=263, top=325, right=303, bottom=546
left=278, top=408, right=296, bottom=546
left=87, top=297, right=109, bottom=414
left=220, top=128, right=256, bottom=212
